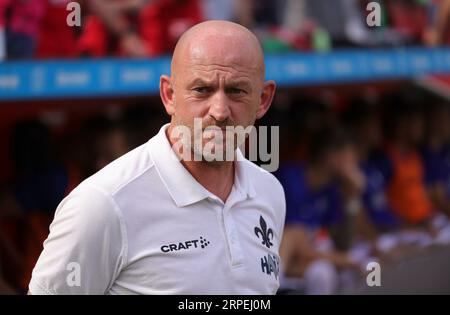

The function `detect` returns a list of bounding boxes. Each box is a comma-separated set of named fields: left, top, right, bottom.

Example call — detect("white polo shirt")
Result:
left=29, top=124, right=286, bottom=295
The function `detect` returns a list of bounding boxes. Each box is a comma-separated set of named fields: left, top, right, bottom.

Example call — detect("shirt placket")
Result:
left=212, top=186, right=246, bottom=268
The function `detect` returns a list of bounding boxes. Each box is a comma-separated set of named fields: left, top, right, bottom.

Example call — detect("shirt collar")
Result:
left=148, top=124, right=256, bottom=207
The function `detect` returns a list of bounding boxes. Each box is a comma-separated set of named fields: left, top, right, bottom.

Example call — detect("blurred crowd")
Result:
left=0, top=0, right=449, bottom=61
left=273, top=90, right=450, bottom=294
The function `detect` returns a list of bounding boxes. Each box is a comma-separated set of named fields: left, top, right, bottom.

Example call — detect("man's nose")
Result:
left=208, top=91, right=231, bottom=123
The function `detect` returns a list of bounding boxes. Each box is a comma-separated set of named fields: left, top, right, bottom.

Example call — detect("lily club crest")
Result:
left=254, top=215, right=274, bottom=249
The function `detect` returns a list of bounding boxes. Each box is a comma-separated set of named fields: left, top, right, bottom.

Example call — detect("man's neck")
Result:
left=166, top=126, right=235, bottom=203
left=182, top=159, right=235, bottom=204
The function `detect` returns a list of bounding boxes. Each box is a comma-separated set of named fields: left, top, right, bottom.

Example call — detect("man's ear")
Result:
left=160, top=75, right=175, bottom=116
left=256, top=80, right=276, bottom=119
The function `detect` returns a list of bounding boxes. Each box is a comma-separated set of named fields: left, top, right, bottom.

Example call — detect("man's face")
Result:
left=171, top=43, right=264, bottom=160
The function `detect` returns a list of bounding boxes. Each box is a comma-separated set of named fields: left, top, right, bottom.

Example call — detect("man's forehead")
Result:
left=187, top=73, right=253, bottom=87
left=172, top=29, right=265, bottom=80
left=187, top=59, right=258, bottom=76
left=189, top=41, right=260, bottom=69
left=176, top=54, right=262, bottom=85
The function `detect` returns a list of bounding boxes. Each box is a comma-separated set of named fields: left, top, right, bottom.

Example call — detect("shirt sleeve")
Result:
left=28, top=184, right=126, bottom=295
left=278, top=186, right=286, bottom=245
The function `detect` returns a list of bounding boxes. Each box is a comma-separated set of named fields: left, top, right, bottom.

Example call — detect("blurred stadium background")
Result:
left=1, top=0, right=450, bottom=295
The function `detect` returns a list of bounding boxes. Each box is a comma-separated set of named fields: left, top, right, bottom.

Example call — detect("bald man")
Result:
left=28, top=21, right=286, bottom=295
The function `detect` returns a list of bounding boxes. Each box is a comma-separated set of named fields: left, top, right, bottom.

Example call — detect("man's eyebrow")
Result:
left=188, top=78, right=215, bottom=87
left=187, top=78, right=253, bottom=89
left=226, top=80, right=252, bottom=90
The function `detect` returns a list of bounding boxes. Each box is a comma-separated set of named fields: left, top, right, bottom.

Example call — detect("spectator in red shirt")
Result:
left=424, top=0, right=450, bottom=46
left=78, top=0, right=203, bottom=58
left=0, top=0, right=10, bottom=60
left=36, top=0, right=79, bottom=59
left=6, top=0, right=46, bottom=59
left=384, top=101, right=433, bottom=226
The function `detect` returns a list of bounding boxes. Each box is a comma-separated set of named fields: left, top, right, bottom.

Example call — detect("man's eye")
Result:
left=193, top=87, right=212, bottom=94
left=227, top=87, right=246, bottom=95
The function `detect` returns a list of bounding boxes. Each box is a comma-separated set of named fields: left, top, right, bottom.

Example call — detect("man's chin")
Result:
left=193, top=146, right=237, bottom=162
